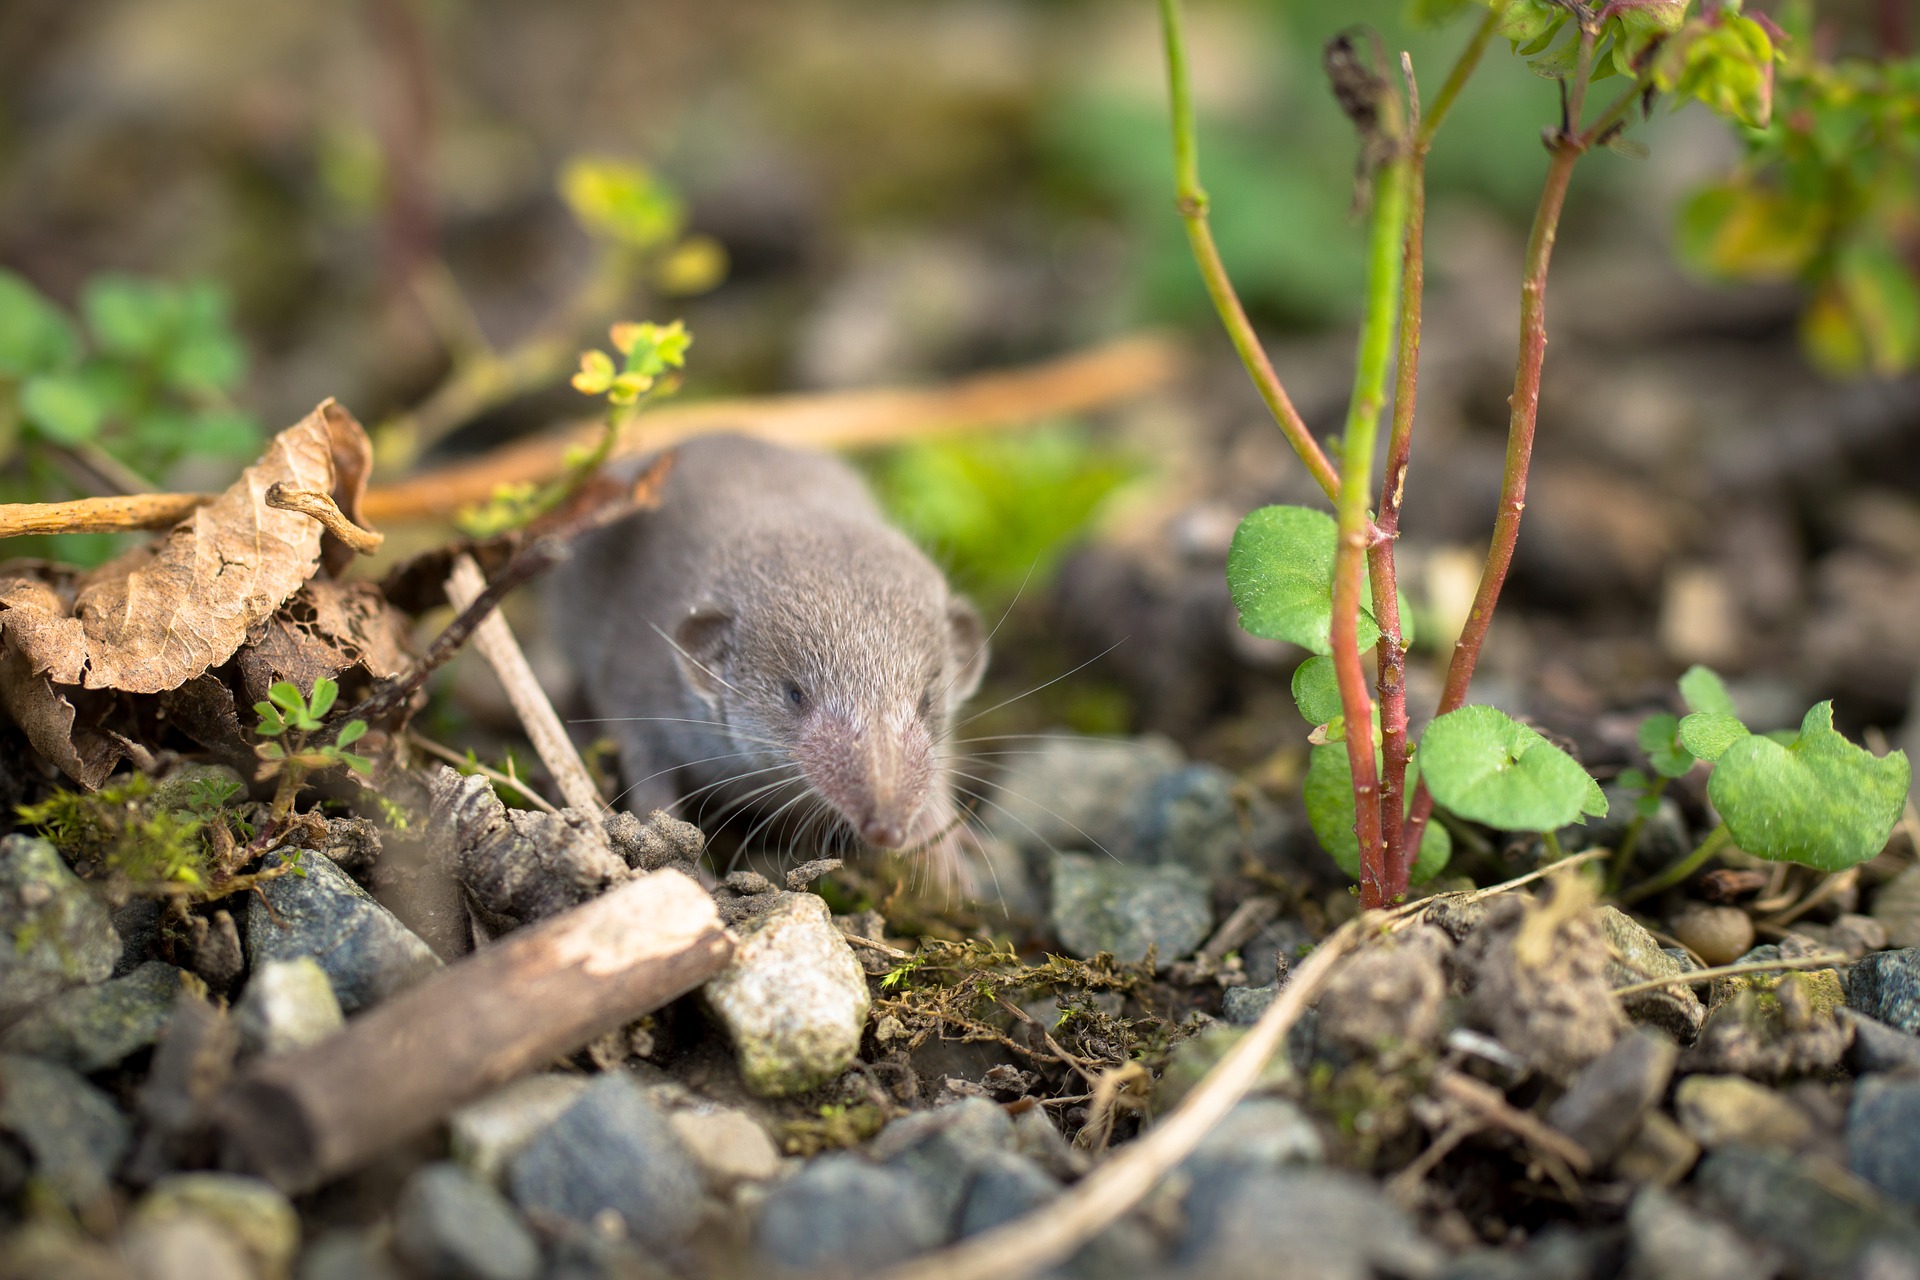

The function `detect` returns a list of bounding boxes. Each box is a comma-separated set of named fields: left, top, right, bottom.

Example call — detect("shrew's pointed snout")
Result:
left=859, top=816, right=907, bottom=848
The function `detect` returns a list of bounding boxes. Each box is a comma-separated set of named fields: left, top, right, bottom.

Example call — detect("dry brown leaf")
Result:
left=0, top=568, right=123, bottom=786
left=235, top=580, right=414, bottom=707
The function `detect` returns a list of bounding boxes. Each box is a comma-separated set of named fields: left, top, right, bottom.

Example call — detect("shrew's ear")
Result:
left=945, top=596, right=988, bottom=708
left=672, top=607, right=734, bottom=702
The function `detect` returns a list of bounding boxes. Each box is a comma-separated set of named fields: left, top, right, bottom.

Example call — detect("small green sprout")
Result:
left=253, top=676, right=373, bottom=822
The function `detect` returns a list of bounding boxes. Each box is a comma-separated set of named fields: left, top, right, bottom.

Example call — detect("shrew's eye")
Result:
left=787, top=683, right=807, bottom=709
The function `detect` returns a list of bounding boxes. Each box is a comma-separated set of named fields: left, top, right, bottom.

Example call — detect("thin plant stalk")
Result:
left=1334, top=147, right=1411, bottom=909
left=1370, top=7, right=1504, bottom=893
left=1158, top=0, right=1341, bottom=503
left=1619, top=823, right=1732, bottom=907
left=1402, top=30, right=1599, bottom=859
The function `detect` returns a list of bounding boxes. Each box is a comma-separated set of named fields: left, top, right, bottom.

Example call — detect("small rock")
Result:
left=233, top=958, right=344, bottom=1056
left=1626, top=1186, right=1778, bottom=1280
left=122, top=1215, right=252, bottom=1280
left=1583, top=790, right=1691, bottom=877
left=1696, top=1147, right=1920, bottom=1277
left=1669, top=903, right=1755, bottom=966
left=505, top=1071, right=704, bottom=1248
left=1182, top=1098, right=1324, bottom=1177
left=1547, top=1028, right=1677, bottom=1165
left=298, top=1231, right=405, bottom=1280
left=450, top=1074, right=591, bottom=1185
left=702, top=892, right=869, bottom=1097
left=1174, top=1168, right=1441, bottom=1280
left=0, top=1224, right=133, bottom=1280
left=1686, top=969, right=1851, bottom=1078
left=1845, top=1010, right=1920, bottom=1075
left=1460, top=889, right=1626, bottom=1079
left=668, top=1107, right=782, bottom=1191
left=1849, top=1075, right=1920, bottom=1208
left=0, top=1054, right=129, bottom=1206
left=1049, top=854, right=1211, bottom=971
left=1873, top=865, right=1920, bottom=950
left=1221, top=984, right=1275, bottom=1026
left=111, top=898, right=161, bottom=976
left=1316, top=927, right=1449, bottom=1059
left=983, top=735, right=1184, bottom=858
left=1797, top=913, right=1889, bottom=961
left=134, top=1173, right=299, bottom=1280
left=0, top=961, right=199, bottom=1071
left=1612, top=1112, right=1701, bottom=1188
left=245, top=850, right=440, bottom=1014
left=1011, top=1107, right=1087, bottom=1181
left=1157, top=1024, right=1296, bottom=1108
left=394, top=1163, right=540, bottom=1280
left=1240, top=917, right=1314, bottom=987
left=872, top=1096, right=1014, bottom=1229
left=1598, top=907, right=1706, bottom=1045
left=1851, top=948, right=1920, bottom=1033
left=604, top=809, right=705, bottom=874
left=1118, top=764, right=1287, bottom=879
left=0, top=835, right=119, bottom=1019
left=1675, top=1075, right=1813, bottom=1150
left=955, top=1149, right=1058, bottom=1237
left=188, top=909, right=245, bottom=992
left=753, top=1152, right=943, bottom=1273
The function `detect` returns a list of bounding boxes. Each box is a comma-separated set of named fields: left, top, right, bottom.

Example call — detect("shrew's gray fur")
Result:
left=555, top=434, right=987, bottom=869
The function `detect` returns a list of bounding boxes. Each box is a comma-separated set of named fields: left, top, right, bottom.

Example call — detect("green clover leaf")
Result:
left=1226, top=505, right=1383, bottom=655
left=1419, top=704, right=1606, bottom=832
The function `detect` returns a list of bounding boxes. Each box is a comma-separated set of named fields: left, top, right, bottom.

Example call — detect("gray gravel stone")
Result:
left=1547, top=1028, right=1677, bottom=1165
left=0, top=835, right=118, bottom=1019
left=1316, top=926, right=1449, bottom=1058
left=1873, top=865, right=1920, bottom=950
left=1049, top=853, right=1210, bottom=971
left=0, top=960, right=199, bottom=1071
left=1850, top=948, right=1920, bottom=1034
left=123, top=1214, right=252, bottom=1280
left=983, top=735, right=1183, bottom=858
left=234, top=957, right=344, bottom=1056
left=1675, top=1075, right=1813, bottom=1151
left=955, top=1149, right=1058, bottom=1237
left=1850, top=1075, right=1920, bottom=1209
left=754, top=1152, right=943, bottom=1273
left=1118, top=764, right=1287, bottom=879
left=1221, top=983, right=1276, bottom=1025
left=394, top=1162, right=540, bottom=1280
left=133, top=1173, right=299, bottom=1280
left=0, top=1053, right=129, bottom=1206
left=1599, top=907, right=1706, bottom=1045
left=298, top=1231, right=404, bottom=1280
left=244, top=850, right=440, bottom=1014
left=1174, top=1168, right=1440, bottom=1280
left=1696, top=1146, right=1920, bottom=1277
left=0, top=1223, right=136, bottom=1280
left=505, top=1071, right=703, bottom=1248
left=702, top=892, right=869, bottom=1097
left=873, top=1096, right=1015, bottom=1230
left=1846, top=1010, right=1920, bottom=1074
left=668, top=1106, right=782, bottom=1191
left=1626, top=1187, right=1778, bottom=1280
left=1182, top=1098, right=1324, bottom=1177
left=450, top=1073, right=590, bottom=1185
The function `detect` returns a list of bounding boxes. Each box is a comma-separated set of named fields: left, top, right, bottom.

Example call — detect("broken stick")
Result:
left=217, top=867, right=731, bottom=1193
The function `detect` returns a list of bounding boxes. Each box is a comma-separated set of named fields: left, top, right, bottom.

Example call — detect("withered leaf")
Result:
left=235, top=580, right=414, bottom=707
left=67, top=400, right=369, bottom=695
left=0, top=568, right=122, bottom=787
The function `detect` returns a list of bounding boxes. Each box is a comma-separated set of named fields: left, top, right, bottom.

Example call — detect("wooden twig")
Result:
left=445, top=553, right=601, bottom=813
left=1609, top=952, right=1848, bottom=1000
left=0, top=492, right=209, bottom=538
left=264, top=484, right=385, bottom=554
left=359, top=333, right=1185, bottom=524
left=217, top=868, right=731, bottom=1192
left=871, top=919, right=1362, bottom=1280
left=405, top=731, right=560, bottom=815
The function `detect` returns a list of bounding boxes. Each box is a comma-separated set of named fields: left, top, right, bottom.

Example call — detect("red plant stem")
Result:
left=1401, top=118, right=1587, bottom=859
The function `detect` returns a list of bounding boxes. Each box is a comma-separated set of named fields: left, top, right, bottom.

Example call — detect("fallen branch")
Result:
left=0, top=492, right=208, bottom=538
left=445, top=553, right=601, bottom=812
left=216, top=867, right=731, bottom=1192
left=264, top=484, right=385, bottom=555
left=360, top=333, right=1185, bottom=523
left=871, top=919, right=1362, bottom=1280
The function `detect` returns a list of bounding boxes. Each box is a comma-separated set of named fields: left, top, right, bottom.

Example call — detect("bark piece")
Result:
left=427, top=767, right=628, bottom=931
left=216, top=867, right=730, bottom=1193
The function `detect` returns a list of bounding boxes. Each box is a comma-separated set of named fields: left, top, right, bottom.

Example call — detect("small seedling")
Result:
left=255, top=677, right=372, bottom=823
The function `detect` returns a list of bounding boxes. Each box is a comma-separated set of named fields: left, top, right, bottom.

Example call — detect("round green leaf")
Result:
left=1291, top=655, right=1343, bottom=727
left=1678, top=711, right=1749, bottom=762
left=1678, top=665, right=1736, bottom=717
left=82, top=275, right=174, bottom=359
left=1419, top=704, right=1603, bottom=833
left=1637, top=713, right=1696, bottom=779
left=0, top=270, right=78, bottom=377
left=1304, top=742, right=1450, bottom=885
left=20, top=374, right=106, bottom=444
left=1226, top=504, right=1380, bottom=655
left=1707, top=701, right=1910, bottom=872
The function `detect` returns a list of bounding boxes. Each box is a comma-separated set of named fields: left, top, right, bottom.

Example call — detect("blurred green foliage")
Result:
left=1675, top=5, right=1920, bottom=376
left=870, top=425, right=1138, bottom=605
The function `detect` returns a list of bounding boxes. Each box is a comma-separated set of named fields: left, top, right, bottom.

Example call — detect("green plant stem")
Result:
left=1401, top=31, right=1597, bottom=861
left=1158, top=0, right=1341, bottom=503
left=1334, top=149, right=1411, bottom=910
left=1542, top=828, right=1565, bottom=861
left=1605, top=776, right=1669, bottom=895
left=1372, top=12, right=1503, bottom=893
left=1619, top=823, right=1732, bottom=907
